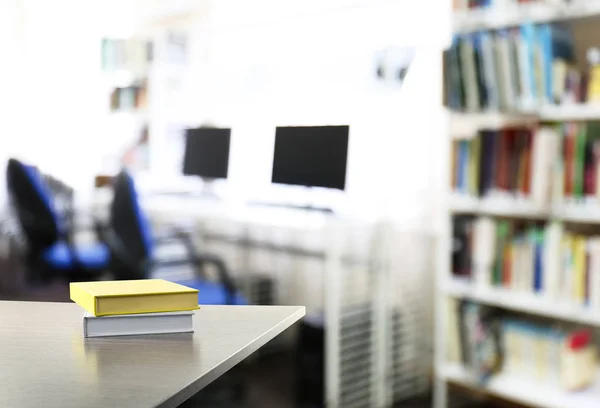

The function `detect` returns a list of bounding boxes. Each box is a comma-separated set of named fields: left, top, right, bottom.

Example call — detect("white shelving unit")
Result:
left=449, top=193, right=550, bottom=219
left=449, top=194, right=600, bottom=224
left=444, top=277, right=600, bottom=327
left=440, top=364, right=600, bottom=408
left=436, top=2, right=600, bottom=407
left=450, top=112, right=537, bottom=139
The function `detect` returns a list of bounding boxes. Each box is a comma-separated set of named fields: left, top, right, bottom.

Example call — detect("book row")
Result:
left=102, top=38, right=153, bottom=73
left=451, top=121, right=600, bottom=203
left=453, top=216, right=600, bottom=308
left=453, top=0, right=562, bottom=11
left=443, top=21, right=600, bottom=112
left=110, top=85, right=148, bottom=112
left=448, top=300, right=596, bottom=390
left=451, top=126, right=558, bottom=203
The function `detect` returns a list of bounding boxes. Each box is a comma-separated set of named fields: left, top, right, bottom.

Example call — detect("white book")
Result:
left=83, top=311, right=194, bottom=338
left=481, top=33, right=499, bottom=110
left=496, top=33, right=516, bottom=111
left=460, top=37, right=480, bottom=112
left=531, top=127, right=555, bottom=206
left=589, top=238, right=600, bottom=310
left=473, top=217, right=495, bottom=288
left=543, top=222, right=562, bottom=300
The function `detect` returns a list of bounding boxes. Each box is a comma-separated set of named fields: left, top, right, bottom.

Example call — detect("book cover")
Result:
left=560, top=233, right=574, bottom=302
left=494, top=220, right=509, bottom=286
left=533, top=229, right=544, bottom=293
left=574, top=124, right=588, bottom=199
left=453, top=216, right=474, bottom=277
left=445, top=37, right=466, bottom=110
left=458, top=140, right=470, bottom=193
left=573, top=236, right=587, bottom=305
left=496, top=130, right=509, bottom=192
left=563, top=123, right=576, bottom=199
left=460, top=34, right=480, bottom=111
left=481, top=31, right=499, bottom=110
left=473, top=33, right=489, bottom=110
left=451, top=141, right=459, bottom=189
left=534, top=25, right=548, bottom=104
left=469, top=135, right=482, bottom=196
left=83, top=310, right=194, bottom=338
left=508, top=29, right=523, bottom=109
left=70, top=279, right=200, bottom=317
left=519, top=23, right=536, bottom=109
left=479, top=131, right=496, bottom=196
left=543, top=221, right=562, bottom=299
left=495, top=31, right=514, bottom=110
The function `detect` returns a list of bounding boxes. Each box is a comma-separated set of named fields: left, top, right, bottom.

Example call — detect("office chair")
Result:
left=106, top=169, right=247, bottom=305
left=5, top=158, right=111, bottom=283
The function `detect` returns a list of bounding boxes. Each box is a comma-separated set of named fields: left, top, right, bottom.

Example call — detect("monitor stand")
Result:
left=247, top=202, right=333, bottom=213
left=248, top=186, right=333, bottom=213
left=151, top=178, right=220, bottom=200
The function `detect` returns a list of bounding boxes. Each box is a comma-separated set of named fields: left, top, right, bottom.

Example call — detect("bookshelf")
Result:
left=454, top=1, right=600, bottom=34
left=436, top=1, right=600, bottom=407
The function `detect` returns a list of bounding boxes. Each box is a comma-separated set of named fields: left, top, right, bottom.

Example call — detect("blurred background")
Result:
left=4, top=0, right=600, bottom=407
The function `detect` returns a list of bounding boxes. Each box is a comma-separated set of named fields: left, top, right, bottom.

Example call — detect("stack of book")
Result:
left=70, top=279, right=199, bottom=338
left=451, top=126, right=560, bottom=204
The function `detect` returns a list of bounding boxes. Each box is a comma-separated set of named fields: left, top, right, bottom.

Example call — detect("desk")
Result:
left=0, top=301, right=305, bottom=408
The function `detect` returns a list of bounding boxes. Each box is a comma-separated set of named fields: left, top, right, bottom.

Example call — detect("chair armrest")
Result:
left=152, top=229, right=237, bottom=303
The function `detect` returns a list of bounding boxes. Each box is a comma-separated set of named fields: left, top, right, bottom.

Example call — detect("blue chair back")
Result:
left=6, top=159, right=64, bottom=249
left=109, top=170, right=154, bottom=274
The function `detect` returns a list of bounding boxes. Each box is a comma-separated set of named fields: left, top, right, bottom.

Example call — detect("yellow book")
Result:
left=70, top=279, right=199, bottom=316
left=468, top=137, right=481, bottom=196
left=573, top=236, right=586, bottom=305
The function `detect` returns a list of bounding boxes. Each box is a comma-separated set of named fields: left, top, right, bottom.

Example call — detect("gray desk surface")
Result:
left=0, top=301, right=305, bottom=408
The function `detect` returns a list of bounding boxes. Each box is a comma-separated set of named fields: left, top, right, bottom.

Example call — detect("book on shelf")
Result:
left=444, top=21, right=581, bottom=111
left=453, top=0, right=572, bottom=13
left=451, top=215, right=600, bottom=309
left=561, top=121, right=600, bottom=204
left=102, top=38, right=152, bottom=74
left=451, top=125, right=560, bottom=205
left=448, top=301, right=597, bottom=391
left=83, top=310, right=194, bottom=338
left=110, top=83, right=148, bottom=112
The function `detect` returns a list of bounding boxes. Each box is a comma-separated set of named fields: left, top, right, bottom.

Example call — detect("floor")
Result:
left=179, top=351, right=506, bottom=408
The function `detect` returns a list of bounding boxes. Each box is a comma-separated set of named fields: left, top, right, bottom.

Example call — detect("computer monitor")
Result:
left=271, top=125, right=349, bottom=190
left=182, top=127, right=231, bottom=180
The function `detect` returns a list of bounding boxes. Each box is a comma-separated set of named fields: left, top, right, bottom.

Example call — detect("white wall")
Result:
left=0, top=0, right=451, bottom=229
left=1, top=0, right=155, bottom=198
left=184, top=0, right=449, bottom=226
left=0, top=0, right=24, bottom=203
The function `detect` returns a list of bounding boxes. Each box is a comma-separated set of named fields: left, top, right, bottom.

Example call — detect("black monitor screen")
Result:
left=271, top=125, right=349, bottom=190
left=183, top=128, right=231, bottom=179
